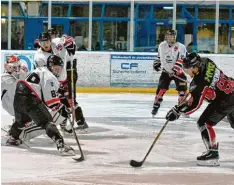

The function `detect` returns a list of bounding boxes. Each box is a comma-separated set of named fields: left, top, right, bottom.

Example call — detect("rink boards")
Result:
left=1, top=50, right=234, bottom=93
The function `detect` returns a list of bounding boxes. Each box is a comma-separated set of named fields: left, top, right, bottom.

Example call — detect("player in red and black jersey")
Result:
left=166, top=52, right=234, bottom=166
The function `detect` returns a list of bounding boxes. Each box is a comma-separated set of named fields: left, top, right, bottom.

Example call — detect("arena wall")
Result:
left=1, top=50, right=234, bottom=94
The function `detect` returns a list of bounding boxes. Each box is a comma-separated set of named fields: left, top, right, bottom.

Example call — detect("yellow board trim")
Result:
left=76, top=87, right=178, bottom=94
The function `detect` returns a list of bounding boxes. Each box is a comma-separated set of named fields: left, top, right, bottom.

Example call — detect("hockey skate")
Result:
left=56, top=139, right=75, bottom=156
left=151, top=105, right=160, bottom=118
left=60, top=119, right=73, bottom=136
left=197, top=143, right=220, bottom=166
left=76, top=120, right=89, bottom=130
left=5, top=136, right=22, bottom=146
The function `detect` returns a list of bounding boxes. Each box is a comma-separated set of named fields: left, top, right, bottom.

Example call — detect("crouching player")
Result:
left=3, top=55, right=75, bottom=156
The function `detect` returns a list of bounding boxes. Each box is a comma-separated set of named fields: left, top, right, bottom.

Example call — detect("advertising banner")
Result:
left=1, top=52, right=35, bottom=73
left=110, top=54, right=160, bottom=87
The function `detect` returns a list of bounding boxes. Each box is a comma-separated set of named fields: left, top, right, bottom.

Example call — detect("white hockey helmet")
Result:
left=4, top=55, right=21, bottom=78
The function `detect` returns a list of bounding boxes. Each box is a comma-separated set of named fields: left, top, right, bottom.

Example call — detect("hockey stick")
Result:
left=68, top=59, right=84, bottom=162
left=130, top=120, right=170, bottom=168
left=161, top=68, right=189, bottom=83
left=67, top=113, right=84, bottom=162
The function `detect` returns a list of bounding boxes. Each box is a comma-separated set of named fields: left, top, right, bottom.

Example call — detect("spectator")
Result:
left=78, top=37, right=94, bottom=51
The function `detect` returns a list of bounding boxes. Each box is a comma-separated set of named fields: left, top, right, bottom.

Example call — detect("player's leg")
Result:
left=227, top=111, right=234, bottom=129
left=6, top=110, right=31, bottom=146
left=67, top=59, right=88, bottom=129
left=196, top=98, right=234, bottom=166
left=58, top=106, right=73, bottom=134
left=196, top=104, right=220, bottom=166
left=74, top=105, right=88, bottom=129
left=14, top=81, right=74, bottom=155
left=151, top=71, right=171, bottom=116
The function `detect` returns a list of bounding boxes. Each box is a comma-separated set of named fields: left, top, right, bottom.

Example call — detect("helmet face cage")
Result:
left=47, top=55, right=64, bottom=77
left=39, top=32, right=51, bottom=50
left=165, top=30, right=177, bottom=45
left=4, top=56, right=21, bottom=77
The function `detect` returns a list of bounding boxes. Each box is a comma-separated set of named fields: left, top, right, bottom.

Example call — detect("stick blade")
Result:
left=72, top=155, right=85, bottom=162
left=129, top=160, right=143, bottom=168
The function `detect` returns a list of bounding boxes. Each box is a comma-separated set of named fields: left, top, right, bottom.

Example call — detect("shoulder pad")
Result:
left=26, top=72, right=40, bottom=84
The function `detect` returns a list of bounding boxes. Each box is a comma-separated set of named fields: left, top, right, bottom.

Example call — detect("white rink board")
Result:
left=1, top=50, right=234, bottom=87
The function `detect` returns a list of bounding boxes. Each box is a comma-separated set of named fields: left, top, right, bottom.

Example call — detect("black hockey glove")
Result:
left=64, top=38, right=76, bottom=56
left=166, top=105, right=181, bottom=121
left=153, top=58, right=161, bottom=72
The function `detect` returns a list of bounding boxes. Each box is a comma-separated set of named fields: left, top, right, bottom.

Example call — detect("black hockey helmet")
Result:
left=166, top=29, right=177, bottom=37
left=39, top=32, right=51, bottom=42
left=47, top=28, right=59, bottom=38
left=182, top=52, right=201, bottom=69
left=47, top=55, right=64, bottom=77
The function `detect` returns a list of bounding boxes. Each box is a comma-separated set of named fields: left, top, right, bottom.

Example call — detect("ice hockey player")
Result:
left=6, top=55, right=75, bottom=156
left=34, top=32, right=53, bottom=67
left=1, top=56, right=28, bottom=117
left=166, top=52, right=234, bottom=166
left=152, top=29, right=188, bottom=117
left=1, top=55, right=71, bottom=143
left=34, top=30, right=88, bottom=130
left=47, top=28, right=88, bottom=130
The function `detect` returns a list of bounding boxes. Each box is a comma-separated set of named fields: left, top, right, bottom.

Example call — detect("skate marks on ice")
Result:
left=2, top=172, right=234, bottom=185
left=2, top=94, right=234, bottom=185
left=2, top=117, right=234, bottom=185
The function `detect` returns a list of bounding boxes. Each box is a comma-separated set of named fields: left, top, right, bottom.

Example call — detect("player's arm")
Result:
left=166, top=79, right=217, bottom=121
left=153, top=43, right=162, bottom=72
left=63, top=36, right=76, bottom=56
left=171, top=44, right=187, bottom=76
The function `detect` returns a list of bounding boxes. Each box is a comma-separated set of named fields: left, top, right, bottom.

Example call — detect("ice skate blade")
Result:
left=76, top=129, right=88, bottom=134
left=197, top=159, right=220, bottom=167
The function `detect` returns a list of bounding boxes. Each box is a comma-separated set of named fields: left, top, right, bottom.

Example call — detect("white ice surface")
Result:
left=1, top=94, right=234, bottom=185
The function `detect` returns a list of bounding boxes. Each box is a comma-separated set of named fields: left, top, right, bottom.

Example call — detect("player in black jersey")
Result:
left=166, top=52, right=234, bottom=166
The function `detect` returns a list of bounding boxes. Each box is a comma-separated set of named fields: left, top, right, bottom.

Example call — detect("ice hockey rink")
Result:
left=1, top=93, right=234, bottom=185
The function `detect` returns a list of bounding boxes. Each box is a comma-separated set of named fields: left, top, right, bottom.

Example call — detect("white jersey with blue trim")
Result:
left=158, top=41, right=187, bottom=73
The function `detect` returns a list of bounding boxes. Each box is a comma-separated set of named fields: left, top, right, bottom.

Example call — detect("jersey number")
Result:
left=217, top=74, right=233, bottom=94
left=51, top=90, right=56, bottom=98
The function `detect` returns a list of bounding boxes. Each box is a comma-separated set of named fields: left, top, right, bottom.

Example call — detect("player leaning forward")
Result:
left=152, top=29, right=188, bottom=116
left=5, top=55, right=75, bottom=155
left=166, top=53, right=234, bottom=166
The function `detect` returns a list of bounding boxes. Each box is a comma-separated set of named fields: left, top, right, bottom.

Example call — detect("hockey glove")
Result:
left=166, top=105, right=181, bottom=121
left=153, top=58, right=161, bottom=72
left=64, top=37, right=76, bottom=56
left=172, top=59, right=183, bottom=76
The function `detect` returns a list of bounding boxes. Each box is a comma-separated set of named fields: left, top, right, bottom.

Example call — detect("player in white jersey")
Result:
left=33, top=30, right=88, bottom=130
left=47, top=28, right=88, bottom=130
left=1, top=56, right=28, bottom=116
left=34, top=32, right=53, bottom=67
left=152, top=29, right=188, bottom=116
left=7, top=55, right=75, bottom=156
